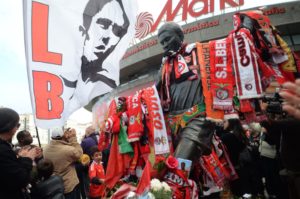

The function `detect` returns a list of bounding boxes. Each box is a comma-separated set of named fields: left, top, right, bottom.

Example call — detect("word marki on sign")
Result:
left=151, top=0, right=244, bottom=32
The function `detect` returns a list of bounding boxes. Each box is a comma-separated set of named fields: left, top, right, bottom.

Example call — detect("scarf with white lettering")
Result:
left=142, top=85, right=169, bottom=155
left=196, top=42, right=224, bottom=121
left=229, top=28, right=263, bottom=99
left=210, top=38, right=234, bottom=110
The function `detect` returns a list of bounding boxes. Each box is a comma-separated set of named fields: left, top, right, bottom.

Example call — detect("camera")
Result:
left=262, top=89, right=287, bottom=118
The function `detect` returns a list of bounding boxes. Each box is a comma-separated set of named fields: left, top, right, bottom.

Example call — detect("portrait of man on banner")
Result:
left=62, top=0, right=130, bottom=90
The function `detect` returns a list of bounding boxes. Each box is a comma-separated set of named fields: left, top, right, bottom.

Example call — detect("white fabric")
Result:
left=23, top=0, right=137, bottom=128
left=231, top=30, right=263, bottom=99
left=151, top=85, right=170, bottom=155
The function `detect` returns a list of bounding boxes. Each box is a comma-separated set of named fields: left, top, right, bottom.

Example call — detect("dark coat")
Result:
left=81, top=132, right=98, bottom=157
left=268, top=118, right=300, bottom=172
left=31, top=175, right=65, bottom=199
left=0, top=139, right=33, bottom=199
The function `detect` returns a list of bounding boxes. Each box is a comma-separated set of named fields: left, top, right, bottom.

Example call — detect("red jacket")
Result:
left=89, top=161, right=105, bottom=197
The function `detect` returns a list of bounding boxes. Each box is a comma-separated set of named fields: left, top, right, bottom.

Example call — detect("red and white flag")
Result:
left=23, top=0, right=137, bottom=128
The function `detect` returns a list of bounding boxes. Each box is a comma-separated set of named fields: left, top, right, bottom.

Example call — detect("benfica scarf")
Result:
left=197, top=42, right=224, bottom=121
left=142, top=85, right=170, bottom=155
left=164, top=168, right=191, bottom=199
left=230, top=28, right=263, bottom=99
left=209, top=38, right=234, bottom=110
left=160, top=44, right=198, bottom=111
left=200, top=134, right=238, bottom=187
left=126, top=93, right=144, bottom=142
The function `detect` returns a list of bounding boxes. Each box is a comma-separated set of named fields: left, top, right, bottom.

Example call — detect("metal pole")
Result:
left=48, top=129, right=51, bottom=144
left=35, top=126, right=41, bottom=147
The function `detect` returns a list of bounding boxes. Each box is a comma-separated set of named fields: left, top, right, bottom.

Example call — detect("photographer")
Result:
left=262, top=81, right=300, bottom=199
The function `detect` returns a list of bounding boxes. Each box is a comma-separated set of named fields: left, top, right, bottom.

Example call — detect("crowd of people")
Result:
left=1, top=88, right=300, bottom=198
left=0, top=109, right=106, bottom=199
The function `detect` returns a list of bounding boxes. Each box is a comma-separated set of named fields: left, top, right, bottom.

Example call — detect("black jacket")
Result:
left=31, top=175, right=65, bottom=199
left=268, top=118, right=300, bottom=172
left=0, top=139, right=33, bottom=199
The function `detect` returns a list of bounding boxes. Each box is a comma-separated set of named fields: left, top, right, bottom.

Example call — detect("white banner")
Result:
left=23, top=0, right=137, bottom=128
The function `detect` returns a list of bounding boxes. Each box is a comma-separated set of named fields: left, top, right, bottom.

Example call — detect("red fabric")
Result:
left=214, top=135, right=238, bottom=181
left=200, top=148, right=230, bottom=187
left=209, top=38, right=234, bottom=110
left=136, top=160, right=151, bottom=196
left=105, top=135, right=125, bottom=189
left=127, top=93, right=144, bottom=142
left=89, top=161, right=105, bottom=198
left=129, top=142, right=139, bottom=174
left=239, top=99, right=253, bottom=113
left=98, top=131, right=110, bottom=151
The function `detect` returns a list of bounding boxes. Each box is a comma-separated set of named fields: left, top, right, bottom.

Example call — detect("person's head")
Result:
left=249, top=123, right=262, bottom=136
left=37, top=159, right=54, bottom=180
left=117, top=96, right=127, bottom=112
left=50, top=127, right=64, bottom=140
left=85, top=125, right=95, bottom=137
left=80, top=0, right=129, bottom=61
left=16, top=130, right=33, bottom=146
left=90, top=146, right=102, bottom=162
left=158, top=22, right=184, bottom=56
left=181, top=162, right=186, bottom=170
left=0, top=108, right=20, bottom=141
left=224, top=118, right=248, bottom=144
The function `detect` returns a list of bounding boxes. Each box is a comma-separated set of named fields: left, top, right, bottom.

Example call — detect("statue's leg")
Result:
left=174, top=118, right=215, bottom=161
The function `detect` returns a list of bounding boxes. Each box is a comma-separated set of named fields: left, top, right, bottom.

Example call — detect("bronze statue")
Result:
left=157, top=22, right=215, bottom=161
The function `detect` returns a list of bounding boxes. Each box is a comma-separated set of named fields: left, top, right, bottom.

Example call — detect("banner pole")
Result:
left=35, top=126, right=41, bottom=147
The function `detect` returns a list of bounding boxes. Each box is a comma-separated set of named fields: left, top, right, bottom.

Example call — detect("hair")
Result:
left=158, top=22, right=184, bottom=42
left=80, top=0, right=129, bottom=39
left=37, top=159, right=54, bottom=180
left=0, top=108, right=19, bottom=134
left=16, top=130, right=29, bottom=142
left=90, top=146, right=101, bottom=157
left=225, top=119, right=248, bottom=145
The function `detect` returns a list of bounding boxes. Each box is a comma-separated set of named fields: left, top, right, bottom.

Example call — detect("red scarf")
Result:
left=197, top=42, right=224, bottom=120
left=209, top=38, right=234, bottom=110
left=126, top=93, right=144, bottom=142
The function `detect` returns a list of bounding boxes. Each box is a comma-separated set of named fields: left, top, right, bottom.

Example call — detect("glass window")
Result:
left=281, top=36, right=292, bottom=46
left=292, top=34, right=300, bottom=45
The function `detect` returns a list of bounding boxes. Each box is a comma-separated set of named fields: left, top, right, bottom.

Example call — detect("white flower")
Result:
left=161, top=182, right=171, bottom=192
left=150, top=178, right=162, bottom=191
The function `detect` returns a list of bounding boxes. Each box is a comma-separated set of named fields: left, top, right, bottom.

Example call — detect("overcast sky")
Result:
left=0, top=0, right=298, bottom=123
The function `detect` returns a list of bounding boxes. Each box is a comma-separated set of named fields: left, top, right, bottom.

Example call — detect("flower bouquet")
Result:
left=150, top=179, right=172, bottom=199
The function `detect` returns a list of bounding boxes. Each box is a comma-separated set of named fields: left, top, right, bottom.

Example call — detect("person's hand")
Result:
left=280, top=79, right=300, bottom=120
left=35, top=147, right=43, bottom=158
left=64, top=128, right=76, bottom=139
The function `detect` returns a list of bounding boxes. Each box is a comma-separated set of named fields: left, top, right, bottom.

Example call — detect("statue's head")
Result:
left=158, top=22, right=184, bottom=56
